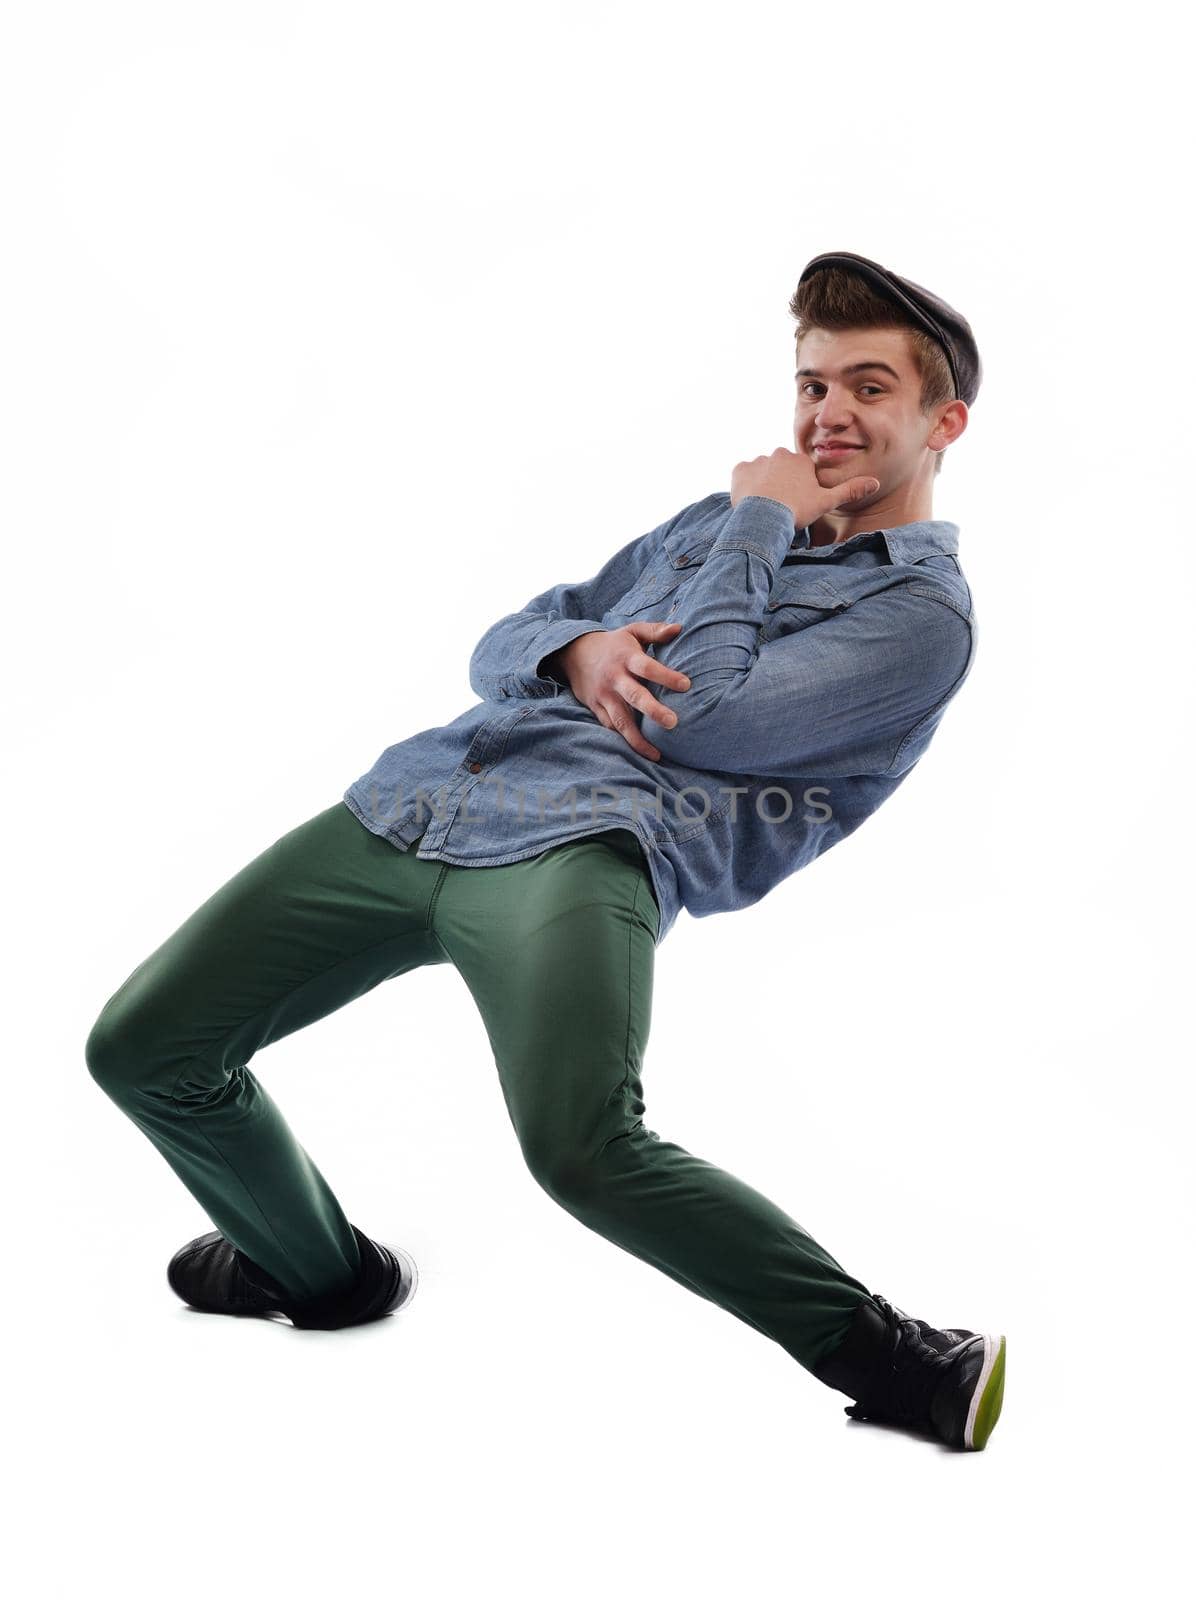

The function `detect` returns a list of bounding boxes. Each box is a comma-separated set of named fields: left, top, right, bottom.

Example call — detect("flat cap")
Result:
left=797, top=250, right=981, bottom=406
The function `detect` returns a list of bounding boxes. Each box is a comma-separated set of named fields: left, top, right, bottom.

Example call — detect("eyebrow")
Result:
left=795, top=361, right=902, bottom=381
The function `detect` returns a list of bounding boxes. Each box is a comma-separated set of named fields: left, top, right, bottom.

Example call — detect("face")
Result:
left=792, top=326, right=961, bottom=503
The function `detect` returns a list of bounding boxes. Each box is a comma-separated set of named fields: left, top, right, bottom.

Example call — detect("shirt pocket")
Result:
left=762, top=568, right=907, bottom=640
left=760, top=577, right=846, bottom=639
left=607, top=525, right=716, bottom=617
left=605, top=562, right=690, bottom=618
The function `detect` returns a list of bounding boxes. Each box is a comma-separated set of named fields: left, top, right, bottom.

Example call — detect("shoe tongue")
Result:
left=897, top=1309, right=972, bottom=1355
left=921, top=1328, right=966, bottom=1354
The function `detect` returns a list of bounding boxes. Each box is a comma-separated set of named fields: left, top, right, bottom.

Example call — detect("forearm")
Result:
left=647, top=494, right=795, bottom=708
left=647, top=579, right=975, bottom=782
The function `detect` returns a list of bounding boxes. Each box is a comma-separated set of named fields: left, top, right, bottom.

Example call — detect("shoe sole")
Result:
left=963, top=1332, right=1006, bottom=1449
left=387, top=1245, right=419, bottom=1314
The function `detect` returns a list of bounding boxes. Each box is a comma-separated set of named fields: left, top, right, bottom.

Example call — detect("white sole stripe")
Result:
left=963, top=1333, right=999, bottom=1449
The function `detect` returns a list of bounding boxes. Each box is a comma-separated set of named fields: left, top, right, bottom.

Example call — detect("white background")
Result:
left=4, top=2, right=1191, bottom=1595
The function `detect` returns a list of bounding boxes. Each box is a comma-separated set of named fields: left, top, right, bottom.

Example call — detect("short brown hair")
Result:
left=789, top=266, right=955, bottom=477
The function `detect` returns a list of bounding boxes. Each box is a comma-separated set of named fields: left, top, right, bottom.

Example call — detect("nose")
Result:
left=813, top=387, right=857, bottom=430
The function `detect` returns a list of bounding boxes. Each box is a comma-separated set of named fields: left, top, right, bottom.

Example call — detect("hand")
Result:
left=553, top=622, right=691, bottom=761
left=730, top=446, right=880, bottom=525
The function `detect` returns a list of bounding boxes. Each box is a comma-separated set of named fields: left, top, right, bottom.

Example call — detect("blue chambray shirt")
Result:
left=342, top=492, right=977, bottom=944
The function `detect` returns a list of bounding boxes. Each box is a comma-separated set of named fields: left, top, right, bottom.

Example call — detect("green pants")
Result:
left=85, top=802, right=872, bottom=1371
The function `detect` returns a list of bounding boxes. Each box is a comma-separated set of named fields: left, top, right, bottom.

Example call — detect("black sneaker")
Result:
left=167, top=1223, right=418, bottom=1330
left=811, top=1293, right=1006, bottom=1451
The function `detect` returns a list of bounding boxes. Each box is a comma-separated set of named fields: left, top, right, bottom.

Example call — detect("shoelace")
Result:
left=843, top=1294, right=950, bottom=1428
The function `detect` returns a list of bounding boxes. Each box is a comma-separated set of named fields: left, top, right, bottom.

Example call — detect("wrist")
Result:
left=542, top=646, right=570, bottom=687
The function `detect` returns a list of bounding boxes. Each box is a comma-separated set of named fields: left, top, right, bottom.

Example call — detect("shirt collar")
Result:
left=791, top=519, right=960, bottom=563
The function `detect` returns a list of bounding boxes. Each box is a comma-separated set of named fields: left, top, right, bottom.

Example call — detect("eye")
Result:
left=798, top=382, right=885, bottom=397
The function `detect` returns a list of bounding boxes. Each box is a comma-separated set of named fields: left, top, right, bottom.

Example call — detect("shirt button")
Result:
left=676, top=554, right=689, bottom=565
left=468, top=761, right=483, bottom=773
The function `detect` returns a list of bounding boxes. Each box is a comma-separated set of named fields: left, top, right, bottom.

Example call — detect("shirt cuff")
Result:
left=708, top=495, right=797, bottom=568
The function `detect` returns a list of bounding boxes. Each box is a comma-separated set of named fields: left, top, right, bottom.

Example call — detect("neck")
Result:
left=807, top=474, right=935, bottom=546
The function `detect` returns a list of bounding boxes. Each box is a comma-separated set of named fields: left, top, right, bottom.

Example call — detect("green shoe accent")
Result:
left=967, top=1333, right=1006, bottom=1449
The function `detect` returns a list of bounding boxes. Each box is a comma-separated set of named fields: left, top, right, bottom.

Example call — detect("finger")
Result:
left=626, top=624, right=688, bottom=686
left=598, top=694, right=663, bottom=761
left=627, top=652, right=691, bottom=693
left=616, top=675, right=681, bottom=731
left=627, top=621, right=683, bottom=642
left=827, top=475, right=881, bottom=508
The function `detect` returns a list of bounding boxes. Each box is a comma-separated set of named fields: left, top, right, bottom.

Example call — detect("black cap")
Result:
left=796, top=250, right=981, bottom=407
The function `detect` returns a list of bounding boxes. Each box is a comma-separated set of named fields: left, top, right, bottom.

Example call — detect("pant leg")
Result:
left=84, top=801, right=449, bottom=1302
left=431, top=826, right=874, bottom=1374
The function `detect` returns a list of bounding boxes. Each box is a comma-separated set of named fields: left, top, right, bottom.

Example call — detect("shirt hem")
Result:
left=341, top=791, right=669, bottom=946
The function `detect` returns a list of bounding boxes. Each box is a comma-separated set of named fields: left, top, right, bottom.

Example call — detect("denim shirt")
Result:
left=342, top=491, right=977, bottom=944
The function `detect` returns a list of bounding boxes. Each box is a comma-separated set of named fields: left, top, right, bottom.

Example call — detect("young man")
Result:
left=86, top=250, right=1005, bottom=1451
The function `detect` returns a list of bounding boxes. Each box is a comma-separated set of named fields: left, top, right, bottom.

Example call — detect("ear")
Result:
left=930, top=399, right=969, bottom=451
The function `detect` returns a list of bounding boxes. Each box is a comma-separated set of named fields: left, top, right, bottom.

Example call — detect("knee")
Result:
left=84, top=998, right=159, bottom=1100
left=84, top=1007, right=128, bottom=1096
